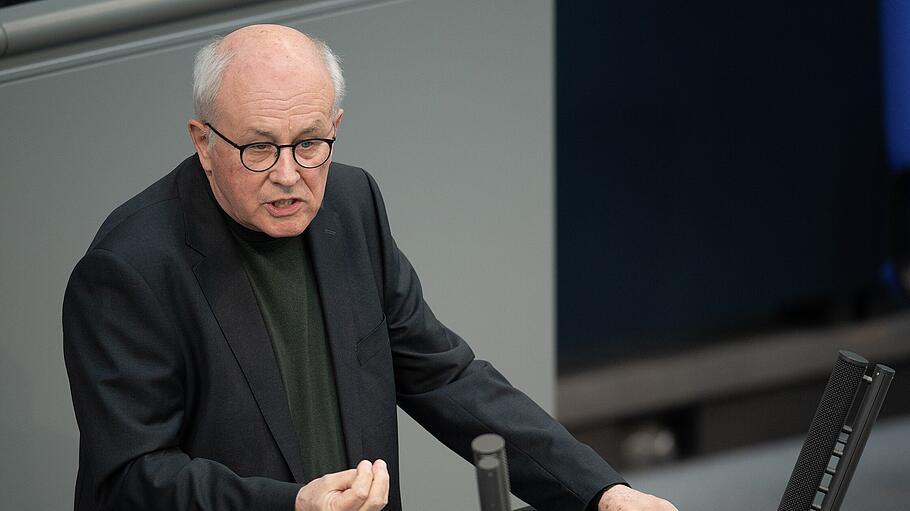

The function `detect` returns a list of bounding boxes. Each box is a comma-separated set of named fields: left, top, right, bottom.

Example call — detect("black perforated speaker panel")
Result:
left=777, top=351, right=867, bottom=511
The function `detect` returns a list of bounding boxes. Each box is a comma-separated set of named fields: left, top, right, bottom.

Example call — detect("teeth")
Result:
left=273, top=199, right=294, bottom=207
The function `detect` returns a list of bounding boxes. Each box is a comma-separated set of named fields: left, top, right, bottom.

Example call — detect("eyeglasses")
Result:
left=205, top=123, right=336, bottom=172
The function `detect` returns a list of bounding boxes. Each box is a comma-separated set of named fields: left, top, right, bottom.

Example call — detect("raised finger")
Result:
left=359, top=459, right=390, bottom=510
left=337, top=460, right=374, bottom=509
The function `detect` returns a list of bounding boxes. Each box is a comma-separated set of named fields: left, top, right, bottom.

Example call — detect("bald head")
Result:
left=192, top=24, right=345, bottom=123
left=222, top=24, right=316, bottom=54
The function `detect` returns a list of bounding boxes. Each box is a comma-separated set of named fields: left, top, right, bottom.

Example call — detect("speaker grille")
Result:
left=777, top=352, right=866, bottom=511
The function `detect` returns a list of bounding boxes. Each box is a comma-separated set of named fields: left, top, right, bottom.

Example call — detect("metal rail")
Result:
left=0, top=0, right=397, bottom=85
left=0, top=0, right=257, bottom=58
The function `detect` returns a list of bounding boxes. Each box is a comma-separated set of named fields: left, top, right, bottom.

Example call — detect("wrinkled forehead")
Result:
left=215, top=42, right=335, bottom=125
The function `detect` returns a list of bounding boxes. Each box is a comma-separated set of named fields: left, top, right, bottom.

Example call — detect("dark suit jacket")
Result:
left=63, top=155, right=623, bottom=511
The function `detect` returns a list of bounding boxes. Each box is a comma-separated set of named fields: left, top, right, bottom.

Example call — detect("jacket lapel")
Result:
left=179, top=157, right=306, bottom=483
left=305, top=207, right=365, bottom=467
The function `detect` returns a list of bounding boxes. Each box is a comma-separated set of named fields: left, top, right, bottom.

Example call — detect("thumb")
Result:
left=318, top=468, right=359, bottom=491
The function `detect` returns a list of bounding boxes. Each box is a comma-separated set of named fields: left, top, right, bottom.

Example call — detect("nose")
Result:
left=268, top=146, right=301, bottom=187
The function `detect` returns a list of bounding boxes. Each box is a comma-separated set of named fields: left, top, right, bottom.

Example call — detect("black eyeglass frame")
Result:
left=205, top=122, right=337, bottom=172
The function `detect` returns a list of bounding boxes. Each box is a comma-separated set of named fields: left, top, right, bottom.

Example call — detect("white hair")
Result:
left=314, top=38, right=346, bottom=112
left=193, top=36, right=231, bottom=125
left=192, top=32, right=346, bottom=127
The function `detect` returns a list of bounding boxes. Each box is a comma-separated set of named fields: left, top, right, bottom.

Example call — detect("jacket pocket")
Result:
left=356, top=314, right=388, bottom=366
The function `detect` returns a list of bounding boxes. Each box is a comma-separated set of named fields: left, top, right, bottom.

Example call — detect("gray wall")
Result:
left=0, top=1, right=553, bottom=510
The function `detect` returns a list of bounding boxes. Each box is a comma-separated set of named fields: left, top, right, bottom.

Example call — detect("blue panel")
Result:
left=882, top=0, right=910, bottom=171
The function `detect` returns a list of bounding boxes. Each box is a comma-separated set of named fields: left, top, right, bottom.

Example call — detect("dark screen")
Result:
left=557, top=1, right=889, bottom=371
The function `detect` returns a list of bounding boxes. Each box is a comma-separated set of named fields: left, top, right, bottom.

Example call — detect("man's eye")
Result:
left=297, top=140, right=314, bottom=150
left=248, top=144, right=273, bottom=152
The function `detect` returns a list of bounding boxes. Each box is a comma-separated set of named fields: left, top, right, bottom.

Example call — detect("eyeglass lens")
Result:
left=242, top=140, right=332, bottom=171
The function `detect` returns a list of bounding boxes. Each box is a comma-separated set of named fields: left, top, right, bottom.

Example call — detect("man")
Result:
left=63, top=25, right=677, bottom=511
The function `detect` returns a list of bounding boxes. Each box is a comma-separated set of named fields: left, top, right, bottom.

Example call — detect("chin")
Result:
left=261, top=219, right=312, bottom=238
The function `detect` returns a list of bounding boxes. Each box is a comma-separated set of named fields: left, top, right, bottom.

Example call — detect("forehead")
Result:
left=216, top=43, right=335, bottom=128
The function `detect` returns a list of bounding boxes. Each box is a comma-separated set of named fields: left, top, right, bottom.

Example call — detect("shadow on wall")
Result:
left=0, top=344, right=78, bottom=511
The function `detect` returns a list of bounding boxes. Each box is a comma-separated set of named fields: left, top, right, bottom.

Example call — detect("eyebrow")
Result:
left=244, top=125, right=325, bottom=140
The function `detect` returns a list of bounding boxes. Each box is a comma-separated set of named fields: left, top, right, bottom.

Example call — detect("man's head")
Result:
left=188, top=25, right=345, bottom=237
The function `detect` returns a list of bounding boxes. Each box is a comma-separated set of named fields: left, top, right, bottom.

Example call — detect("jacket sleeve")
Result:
left=361, top=171, right=626, bottom=511
left=63, top=248, right=301, bottom=511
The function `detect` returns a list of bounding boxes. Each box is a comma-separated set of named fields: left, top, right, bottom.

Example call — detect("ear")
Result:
left=333, top=108, right=344, bottom=132
left=188, top=119, right=214, bottom=174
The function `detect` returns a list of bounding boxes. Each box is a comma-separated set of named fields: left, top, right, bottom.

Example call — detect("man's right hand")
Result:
left=295, top=460, right=390, bottom=511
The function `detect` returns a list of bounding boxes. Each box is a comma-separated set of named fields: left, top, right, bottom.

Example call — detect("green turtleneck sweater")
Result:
left=228, top=218, right=348, bottom=481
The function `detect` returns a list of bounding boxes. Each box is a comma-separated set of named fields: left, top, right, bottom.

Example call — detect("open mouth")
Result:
left=265, top=198, right=303, bottom=217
